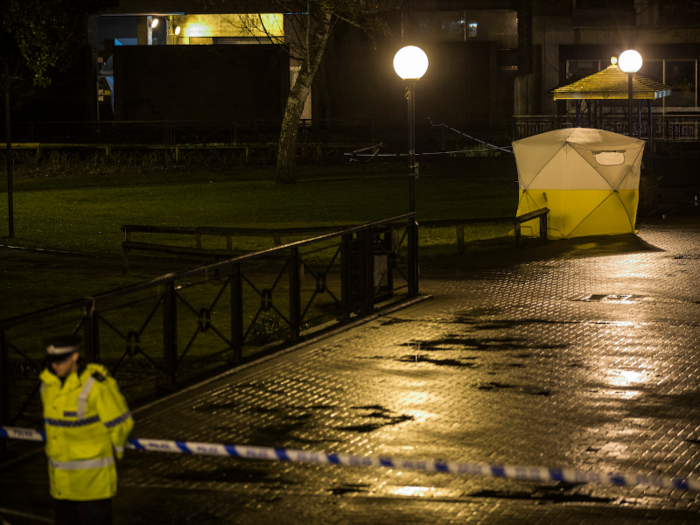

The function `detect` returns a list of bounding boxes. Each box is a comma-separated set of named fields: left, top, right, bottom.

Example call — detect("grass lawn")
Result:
left=2, top=159, right=517, bottom=255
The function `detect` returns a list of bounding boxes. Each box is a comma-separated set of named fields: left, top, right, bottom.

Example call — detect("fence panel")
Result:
left=0, top=215, right=418, bottom=435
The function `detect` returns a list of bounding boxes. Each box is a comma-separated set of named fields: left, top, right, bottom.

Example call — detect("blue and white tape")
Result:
left=2, top=426, right=698, bottom=492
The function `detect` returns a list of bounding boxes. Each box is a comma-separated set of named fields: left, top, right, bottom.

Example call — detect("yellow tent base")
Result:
left=514, top=189, right=639, bottom=240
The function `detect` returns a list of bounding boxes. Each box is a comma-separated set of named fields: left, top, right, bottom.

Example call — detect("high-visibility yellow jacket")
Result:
left=40, top=363, right=134, bottom=501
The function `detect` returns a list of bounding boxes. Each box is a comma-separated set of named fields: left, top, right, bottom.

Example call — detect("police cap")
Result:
left=43, top=335, right=82, bottom=361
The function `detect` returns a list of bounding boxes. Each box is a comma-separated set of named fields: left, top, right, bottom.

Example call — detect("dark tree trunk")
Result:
left=275, top=8, right=331, bottom=184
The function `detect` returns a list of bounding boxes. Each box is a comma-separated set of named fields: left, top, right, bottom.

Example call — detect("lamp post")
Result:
left=619, top=50, right=643, bottom=138
left=393, top=45, right=428, bottom=296
left=4, top=64, right=14, bottom=238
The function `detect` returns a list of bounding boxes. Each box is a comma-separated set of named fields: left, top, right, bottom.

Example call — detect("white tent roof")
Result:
left=512, top=128, right=645, bottom=192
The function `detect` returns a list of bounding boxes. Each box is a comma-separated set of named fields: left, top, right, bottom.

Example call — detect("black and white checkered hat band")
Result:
left=46, top=344, right=79, bottom=356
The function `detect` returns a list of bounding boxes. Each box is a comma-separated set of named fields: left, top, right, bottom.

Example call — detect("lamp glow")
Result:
left=619, top=50, right=642, bottom=73
left=175, top=26, right=181, bottom=35
left=150, top=18, right=159, bottom=29
left=393, top=46, right=429, bottom=80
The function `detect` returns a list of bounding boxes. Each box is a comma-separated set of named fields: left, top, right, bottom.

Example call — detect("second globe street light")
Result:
left=393, top=45, right=428, bottom=296
left=619, top=49, right=643, bottom=138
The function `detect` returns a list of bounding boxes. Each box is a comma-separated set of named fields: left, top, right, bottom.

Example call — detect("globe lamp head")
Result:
left=619, top=50, right=642, bottom=74
left=393, top=46, right=429, bottom=80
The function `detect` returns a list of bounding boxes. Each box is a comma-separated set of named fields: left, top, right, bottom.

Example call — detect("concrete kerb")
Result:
left=0, top=506, right=53, bottom=524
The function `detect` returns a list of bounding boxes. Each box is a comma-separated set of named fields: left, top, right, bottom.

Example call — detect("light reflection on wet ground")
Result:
left=3, top=216, right=700, bottom=523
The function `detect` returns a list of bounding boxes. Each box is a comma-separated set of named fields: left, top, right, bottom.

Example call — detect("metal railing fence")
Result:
left=513, top=114, right=700, bottom=141
left=0, top=214, right=418, bottom=432
left=0, top=119, right=378, bottom=146
left=0, top=119, right=519, bottom=152
left=6, top=116, right=700, bottom=153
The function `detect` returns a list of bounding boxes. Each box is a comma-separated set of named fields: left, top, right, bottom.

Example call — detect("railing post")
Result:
left=539, top=213, right=548, bottom=240
left=163, top=282, right=177, bottom=387
left=230, top=264, right=243, bottom=361
left=383, top=229, right=394, bottom=298
left=341, top=234, right=352, bottom=320
left=0, top=330, right=9, bottom=458
left=289, top=248, right=301, bottom=340
left=456, top=224, right=465, bottom=254
left=83, top=303, right=100, bottom=364
left=361, top=228, right=375, bottom=314
left=408, top=218, right=419, bottom=296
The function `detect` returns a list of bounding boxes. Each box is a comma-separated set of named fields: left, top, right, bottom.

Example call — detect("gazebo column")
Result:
left=575, top=100, right=581, bottom=127
left=587, top=100, right=592, bottom=128
left=593, top=100, right=599, bottom=129
left=647, top=99, right=653, bottom=176
left=639, top=98, right=658, bottom=216
left=637, top=100, right=642, bottom=139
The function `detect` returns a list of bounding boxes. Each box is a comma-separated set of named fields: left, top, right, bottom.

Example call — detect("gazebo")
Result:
left=551, top=57, right=672, bottom=183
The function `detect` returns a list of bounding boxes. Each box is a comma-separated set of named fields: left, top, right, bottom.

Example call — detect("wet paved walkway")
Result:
left=3, top=213, right=700, bottom=524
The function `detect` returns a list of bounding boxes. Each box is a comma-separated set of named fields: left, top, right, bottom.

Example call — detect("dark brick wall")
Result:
left=113, top=45, right=289, bottom=121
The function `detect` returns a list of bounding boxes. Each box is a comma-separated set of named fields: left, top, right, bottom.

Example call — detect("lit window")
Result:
left=468, top=22, right=477, bottom=37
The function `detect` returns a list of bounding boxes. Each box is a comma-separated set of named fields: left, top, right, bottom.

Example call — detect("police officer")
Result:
left=40, top=335, right=134, bottom=525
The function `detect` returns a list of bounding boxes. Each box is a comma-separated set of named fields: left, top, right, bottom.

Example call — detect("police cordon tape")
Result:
left=344, top=143, right=476, bottom=159
left=427, top=118, right=514, bottom=154
left=2, top=425, right=699, bottom=492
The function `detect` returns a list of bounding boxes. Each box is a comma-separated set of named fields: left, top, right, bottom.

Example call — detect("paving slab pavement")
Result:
left=3, top=214, right=700, bottom=524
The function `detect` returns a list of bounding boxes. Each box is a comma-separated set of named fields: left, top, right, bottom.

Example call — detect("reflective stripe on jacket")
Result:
left=40, top=363, right=134, bottom=501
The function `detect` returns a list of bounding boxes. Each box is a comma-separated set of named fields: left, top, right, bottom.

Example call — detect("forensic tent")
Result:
left=513, top=128, right=645, bottom=240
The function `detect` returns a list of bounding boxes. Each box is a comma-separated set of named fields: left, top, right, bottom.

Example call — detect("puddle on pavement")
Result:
left=446, top=317, right=579, bottom=329
left=193, top=401, right=239, bottom=412
left=397, top=355, right=479, bottom=368
left=329, top=483, right=371, bottom=496
left=338, top=406, right=414, bottom=433
left=379, top=317, right=416, bottom=326
left=245, top=420, right=311, bottom=445
left=468, top=486, right=613, bottom=504
left=400, top=337, right=518, bottom=351
left=623, top=389, right=700, bottom=418
left=477, top=382, right=514, bottom=391
left=571, top=293, right=645, bottom=303
left=164, top=464, right=297, bottom=485
left=401, top=336, right=565, bottom=352
left=477, top=382, right=551, bottom=396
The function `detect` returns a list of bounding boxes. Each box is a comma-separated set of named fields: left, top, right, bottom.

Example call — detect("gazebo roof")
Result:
left=552, top=58, right=672, bottom=100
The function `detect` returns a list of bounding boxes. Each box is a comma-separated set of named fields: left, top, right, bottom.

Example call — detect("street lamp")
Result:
left=619, top=50, right=642, bottom=138
left=393, top=45, right=428, bottom=296
left=393, top=46, right=428, bottom=213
